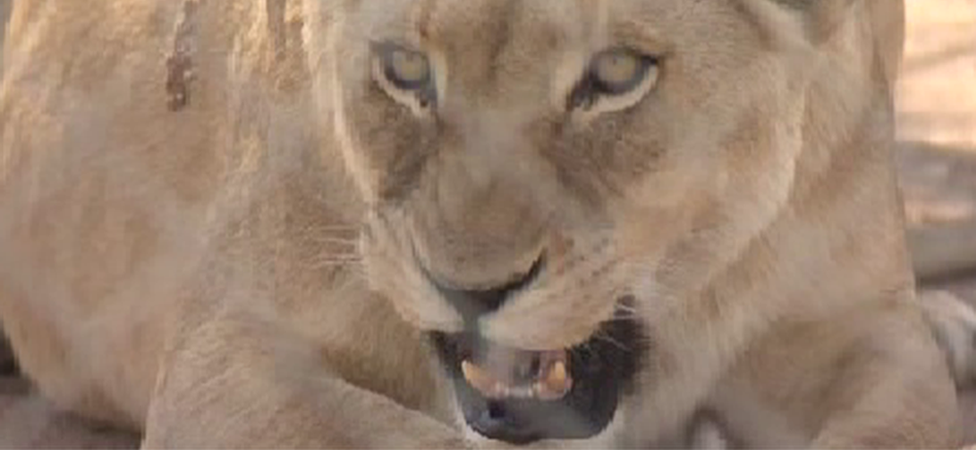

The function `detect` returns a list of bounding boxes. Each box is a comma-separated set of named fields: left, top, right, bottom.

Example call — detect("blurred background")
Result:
left=0, top=0, right=974, bottom=447
left=896, top=0, right=976, bottom=442
left=898, top=0, right=976, bottom=291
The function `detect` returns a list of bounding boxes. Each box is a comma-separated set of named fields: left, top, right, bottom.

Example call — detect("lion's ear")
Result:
left=777, top=0, right=904, bottom=51
left=797, top=1, right=906, bottom=45
left=782, top=0, right=905, bottom=82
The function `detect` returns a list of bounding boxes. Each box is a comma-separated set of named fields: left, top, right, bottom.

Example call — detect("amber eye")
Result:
left=569, top=48, right=657, bottom=110
left=591, top=49, right=654, bottom=95
left=380, top=46, right=432, bottom=91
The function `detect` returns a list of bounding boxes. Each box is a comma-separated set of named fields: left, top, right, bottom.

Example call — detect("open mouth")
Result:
left=429, top=299, right=645, bottom=445
left=460, top=348, right=572, bottom=401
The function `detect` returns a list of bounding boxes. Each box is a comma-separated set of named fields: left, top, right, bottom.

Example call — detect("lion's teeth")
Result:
left=460, top=360, right=478, bottom=383
left=508, top=385, right=535, bottom=399
left=463, top=361, right=518, bottom=399
left=491, top=382, right=507, bottom=398
left=463, top=357, right=570, bottom=401
left=536, top=360, right=572, bottom=400
left=462, top=360, right=499, bottom=395
left=550, top=360, right=567, bottom=385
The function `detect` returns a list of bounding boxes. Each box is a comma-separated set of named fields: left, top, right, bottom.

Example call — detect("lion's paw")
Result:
left=920, top=290, right=976, bottom=388
left=687, top=415, right=730, bottom=450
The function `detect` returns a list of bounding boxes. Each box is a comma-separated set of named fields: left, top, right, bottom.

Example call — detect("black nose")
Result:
left=431, top=257, right=543, bottom=324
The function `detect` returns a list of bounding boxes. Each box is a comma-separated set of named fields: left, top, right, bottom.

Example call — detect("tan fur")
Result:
left=0, top=0, right=973, bottom=448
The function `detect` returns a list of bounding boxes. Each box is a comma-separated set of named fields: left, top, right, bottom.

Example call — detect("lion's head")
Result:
left=308, top=0, right=888, bottom=444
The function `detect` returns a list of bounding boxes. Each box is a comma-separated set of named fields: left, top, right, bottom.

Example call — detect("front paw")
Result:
left=920, top=290, right=976, bottom=387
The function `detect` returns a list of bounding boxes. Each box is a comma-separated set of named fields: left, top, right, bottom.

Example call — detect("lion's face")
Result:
left=323, top=0, right=812, bottom=443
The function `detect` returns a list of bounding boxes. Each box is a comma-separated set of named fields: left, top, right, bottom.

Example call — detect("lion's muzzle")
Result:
left=429, top=299, right=645, bottom=445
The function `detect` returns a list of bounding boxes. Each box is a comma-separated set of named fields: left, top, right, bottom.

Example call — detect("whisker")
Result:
left=306, top=237, right=360, bottom=246
left=308, top=257, right=362, bottom=263
left=614, top=303, right=638, bottom=314
left=309, top=255, right=362, bottom=260
left=613, top=310, right=638, bottom=318
left=591, top=329, right=632, bottom=353
left=308, top=262, right=363, bottom=271
left=307, top=252, right=362, bottom=259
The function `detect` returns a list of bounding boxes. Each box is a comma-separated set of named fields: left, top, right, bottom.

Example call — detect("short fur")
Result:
left=0, top=0, right=974, bottom=448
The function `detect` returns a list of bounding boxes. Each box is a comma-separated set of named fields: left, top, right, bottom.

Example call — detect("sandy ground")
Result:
left=1, top=1, right=975, bottom=447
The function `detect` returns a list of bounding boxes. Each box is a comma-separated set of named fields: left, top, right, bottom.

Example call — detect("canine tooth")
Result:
left=461, top=360, right=478, bottom=382
left=463, top=361, right=522, bottom=399
left=550, top=361, right=567, bottom=385
left=535, top=360, right=572, bottom=400
left=462, top=361, right=497, bottom=393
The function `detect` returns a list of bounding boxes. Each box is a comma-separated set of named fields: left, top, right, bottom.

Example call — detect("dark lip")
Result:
left=426, top=255, right=546, bottom=325
left=427, top=297, right=647, bottom=444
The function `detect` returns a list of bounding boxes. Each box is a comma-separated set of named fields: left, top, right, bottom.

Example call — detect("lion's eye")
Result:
left=569, top=48, right=658, bottom=111
left=381, top=46, right=432, bottom=91
left=373, top=43, right=437, bottom=110
left=592, top=50, right=648, bottom=94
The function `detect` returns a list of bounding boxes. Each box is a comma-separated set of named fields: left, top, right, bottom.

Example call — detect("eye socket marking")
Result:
left=569, top=48, right=659, bottom=112
left=372, top=42, right=437, bottom=108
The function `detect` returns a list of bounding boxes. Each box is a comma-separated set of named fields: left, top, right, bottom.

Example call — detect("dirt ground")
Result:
left=1, top=1, right=975, bottom=448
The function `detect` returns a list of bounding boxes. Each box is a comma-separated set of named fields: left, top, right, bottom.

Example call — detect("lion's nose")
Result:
left=431, top=256, right=543, bottom=324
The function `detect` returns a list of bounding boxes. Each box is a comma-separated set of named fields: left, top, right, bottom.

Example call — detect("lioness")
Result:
left=1, top=0, right=974, bottom=448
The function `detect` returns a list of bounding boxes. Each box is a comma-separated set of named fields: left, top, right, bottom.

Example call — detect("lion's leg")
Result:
left=714, top=301, right=958, bottom=448
left=810, top=372, right=958, bottom=448
left=807, top=306, right=959, bottom=448
left=920, top=290, right=976, bottom=389
left=686, top=413, right=731, bottom=450
left=142, top=308, right=469, bottom=449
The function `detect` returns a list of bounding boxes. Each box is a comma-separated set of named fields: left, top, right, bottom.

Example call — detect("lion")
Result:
left=1, top=0, right=975, bottom=448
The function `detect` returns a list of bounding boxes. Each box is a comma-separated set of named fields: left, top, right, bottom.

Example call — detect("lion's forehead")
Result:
left=332, top=0, right=799, bottom=208
left=343, top=0, right=762, bottom=106
left=348, top=0, right=751, bottom=57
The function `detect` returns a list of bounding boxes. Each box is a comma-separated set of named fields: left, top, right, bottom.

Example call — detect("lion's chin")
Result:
left=428, top=298, right=647, bottom=445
